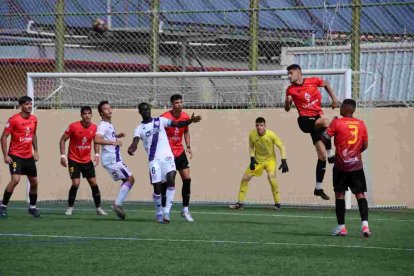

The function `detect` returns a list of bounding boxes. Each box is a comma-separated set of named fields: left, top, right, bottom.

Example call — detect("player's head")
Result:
left=80, top=106, right=93, bottom=123
left=18, top=96, right=33, bottom=113
left=138, top=102, right=151, bottom=119
left=287, top=64, right=302, bottom=84
left=98, top=100, right=111, bottom=119
left=340, top=98, right=356, bottom=117
left=255, top=117, right=266, bottom=135
left=170, top=94, right=183, bottom=112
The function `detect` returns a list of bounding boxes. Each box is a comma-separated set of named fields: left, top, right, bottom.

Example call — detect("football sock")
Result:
left=238, top=180, right=249, bottom=202
left=115, top=182, right=132, bottom=206
left=315, top=182, right=323, bottom=190
left=321, top=128, right=332, bottom=150
left=153, top=193, right=162, bottom=215
left=68, top=185, right=78, bottom=207
left=316, top=159, right=326, bottom=184
left=90, top=185, right=101, bottom=208
left=182, top=179, right=191, bottom=207
left=29, top=193, right=37, bottom=207
left=327, top=149, right=334, bottom=158
left=161, top=182, right=167, bottom=208
left=163, top=186, right=175, bottom=214
left=362, top=220, right=369, bottom=227
left=268, top=177, right=280, bottom=204
left=2, top=190, right=13, bottom=206
left=182, top=206, right=189, bottom=213
left=357, top=198, right=369, bottom=221
left=336, top=198, right=346, bottom=225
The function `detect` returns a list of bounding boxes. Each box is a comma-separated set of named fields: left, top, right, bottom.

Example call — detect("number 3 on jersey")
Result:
left=348, top=124, right=358, bottom=144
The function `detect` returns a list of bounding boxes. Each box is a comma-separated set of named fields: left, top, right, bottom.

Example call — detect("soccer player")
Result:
left=59, top=106, right=107, bottom=216
left=229, top=117, right=289, bottom=210
left=94, top=101, right=135, bottom=220
left=0, top=96, right=40, bottom=218
left=322, top=99, right=371, bottom=238
left=160, top=94, right=194, bottom=222
left=127, top=102, right=201, bottom=223
left=284, top=64, right=338, bottom=200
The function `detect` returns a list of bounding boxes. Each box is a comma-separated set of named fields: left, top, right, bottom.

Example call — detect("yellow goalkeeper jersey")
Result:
left=249, top=129, right=286, bottom=163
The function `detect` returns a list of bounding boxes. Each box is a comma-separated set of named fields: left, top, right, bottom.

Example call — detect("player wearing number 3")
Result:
left=322, top=99, right=371, bottom=238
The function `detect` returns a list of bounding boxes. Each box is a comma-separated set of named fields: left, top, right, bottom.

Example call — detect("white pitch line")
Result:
left=0, top=233, right=413, bottom=252
left=10, top=207, right=414, bottom=222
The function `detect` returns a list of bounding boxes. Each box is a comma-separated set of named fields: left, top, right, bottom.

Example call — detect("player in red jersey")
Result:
left=284, top=64, right=339, bottom=200
left=160, top=94, right=194, bottom=222
left=0, top=96, right=40, bottom=218
left=59, top=106, right=107, bottom=216
left=323, top=99, right=371, bottom=238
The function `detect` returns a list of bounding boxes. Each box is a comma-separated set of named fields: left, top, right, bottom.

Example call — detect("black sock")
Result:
left=68, top=185, right=78, bottom=207
left=2, top=190, right=13, bottom=206
left=357, top=198, right=369, bottom=221
left=91, top=185, right=101, bottom=208
left=161, top=182, right=167, bottom=208
left=316, top=159, right=327, bottom=183
left=320, top=127, right=332, bottom=150
left=29, top=193, right=37, bottom=206
left=182, top=179, right=191, bottom=207
left=335, top=198, right=346, bottom=225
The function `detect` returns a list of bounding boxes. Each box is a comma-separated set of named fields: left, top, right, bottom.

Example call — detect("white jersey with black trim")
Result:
left=96, top=120, right=122, bottom=166
left=134, top=117, right=174, bottom=161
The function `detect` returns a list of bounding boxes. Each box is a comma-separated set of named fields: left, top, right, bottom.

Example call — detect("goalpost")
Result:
left=27, top=69, right=358, bottom=208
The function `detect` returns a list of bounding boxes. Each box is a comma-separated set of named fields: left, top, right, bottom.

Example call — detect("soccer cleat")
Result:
left=96, top=207, right=108, bottom=216
left=327, top=155, right=335, bottom=164
left=0, top=206, right=7, bottom=218
left=181, top=211, right=195, bottom=222
left=361, top=225, right=372, bottom=238
left=332, top=226, right=348, bottom=236
left=111, top=204, right=125, bottom=220
left=163, top=212, right=170, bottom=224
left=28, top=208, right=41, bottom=218
left=156, top=213, right=164, bottom=223
left=229, top=202, right=244, bottom=209
left=314, top=189, right=330, bottom=200
left=65, top=207, right=73, bottom=216
left=274, top=204, right=281, bottom=211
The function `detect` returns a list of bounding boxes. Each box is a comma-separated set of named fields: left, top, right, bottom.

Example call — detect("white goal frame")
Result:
left=27, top=69, right=353, bottom=208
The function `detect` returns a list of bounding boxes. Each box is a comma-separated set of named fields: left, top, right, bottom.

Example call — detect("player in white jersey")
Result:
left=94, top=101, right=135, bottom=220
left=127, top=102, right=201, bottom=223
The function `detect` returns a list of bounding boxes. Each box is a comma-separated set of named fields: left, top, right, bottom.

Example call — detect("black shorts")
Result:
left=297, top=116, right=324, bottom=144
left=174, top=151, right=190, bottom=171
left=333, top=167, right=367, bottom=194
left=68, top=158, right=96, bottom=179
left=8, top=154, right=37, bottom=177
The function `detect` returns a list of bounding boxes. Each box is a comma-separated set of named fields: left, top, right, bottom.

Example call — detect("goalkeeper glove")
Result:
left=250, top=157, right=258, bottom=170
left=278, top=159, right=289, bottom=173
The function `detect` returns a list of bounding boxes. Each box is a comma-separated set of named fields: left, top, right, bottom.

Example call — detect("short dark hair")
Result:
left=342, top=98, right=356, bottom=109
left=287, top=64, right=302, bottom=71
left=138, top=102, right=150, bottom=110
left=80, top=106, right=92, bottom=113
left=170, top=94, right=183, bottom=103
left=98, top=100, right=109, bottom=114
left=255, top=117, right=266, bottom=124
left=18, top=96, right=32, bottom=105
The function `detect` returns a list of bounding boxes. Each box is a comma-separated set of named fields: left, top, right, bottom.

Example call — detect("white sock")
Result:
left=362, top=220, right=369, bottom=227
left=339, top=224, right=345, bottom=229
left=153, top=193, right=162, bottom=215
left=163, top=187, right=175, bottom=214
left=29, top=205, right=36, bottom=209
left=182, top=206, right=189, bottom=213
left=115, top=182, right=132, bottom=206
left=327, top=149, right=334, bottom=158
left=315, top=182, right=323, bottom=190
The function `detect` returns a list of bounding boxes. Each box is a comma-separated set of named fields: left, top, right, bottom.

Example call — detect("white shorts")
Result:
left=104, top=161, right=133, bottom=181
left=149, top=156, right=176, bottom=184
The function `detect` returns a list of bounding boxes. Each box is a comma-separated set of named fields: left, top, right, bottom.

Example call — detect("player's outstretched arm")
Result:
left=322, top=80, right=338, bottom=109
left=127, top=136, right=140, bottom=156
left=94, top=134, right=122, bottom=146
left=59, top=133, right=70, bottom=167
left=171, top=113, right=202, bottom=128
left=1, top=129, right=12, bottom=164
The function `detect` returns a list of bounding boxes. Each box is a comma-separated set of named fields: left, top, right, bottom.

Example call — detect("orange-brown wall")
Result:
left=0, top=108, right=413, bottom=208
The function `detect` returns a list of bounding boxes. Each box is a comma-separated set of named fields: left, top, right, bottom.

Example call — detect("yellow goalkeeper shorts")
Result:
left=245, top=159, right=276, bottom=177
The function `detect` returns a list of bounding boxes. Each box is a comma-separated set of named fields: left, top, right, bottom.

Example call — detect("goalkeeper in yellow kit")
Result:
left=229, top=117, right=289, bottom=210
